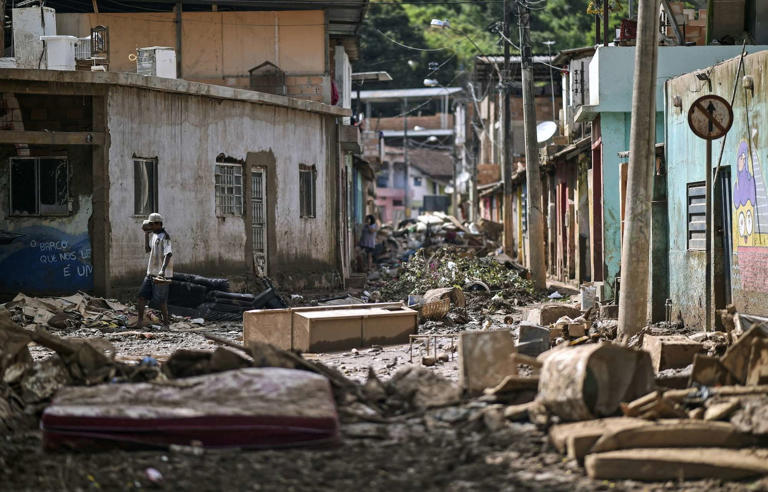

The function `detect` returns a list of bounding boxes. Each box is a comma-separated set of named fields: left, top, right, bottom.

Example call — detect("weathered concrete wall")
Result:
left=666, top=50, right=768, bottom=327
left=106, top=85, right=338, bottom=288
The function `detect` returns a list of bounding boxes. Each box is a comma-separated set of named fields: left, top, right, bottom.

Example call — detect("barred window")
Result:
left=299, top=164, right=316, bottom=218
left=215, top=163, right=243, bottom=216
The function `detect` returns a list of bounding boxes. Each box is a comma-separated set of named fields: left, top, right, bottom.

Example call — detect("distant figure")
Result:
left=137, top=212, right=173, bottom=328
left=359, top=214, right=378, bottom=271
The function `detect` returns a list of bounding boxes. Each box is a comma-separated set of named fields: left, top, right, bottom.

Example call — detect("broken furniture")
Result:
left=243, top=302, right=417, bottom=352
left=42, top=367, right=339, bottom=451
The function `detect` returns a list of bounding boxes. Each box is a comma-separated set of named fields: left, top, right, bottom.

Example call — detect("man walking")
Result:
left=137, top=212, right=173, bottom=328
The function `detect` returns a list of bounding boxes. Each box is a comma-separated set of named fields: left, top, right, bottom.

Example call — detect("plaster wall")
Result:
left=666, top=50, right=768, bottom=326
left=12, top=8, right=57, bottom=69
left=106, top=85, right=337, bottom=287
left=57, top=11, right=326, bottom=80
left=589, top=46, right=768, bottom=112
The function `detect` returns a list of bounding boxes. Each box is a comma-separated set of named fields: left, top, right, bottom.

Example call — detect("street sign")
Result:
left=687, top=94, right=733, bottom=140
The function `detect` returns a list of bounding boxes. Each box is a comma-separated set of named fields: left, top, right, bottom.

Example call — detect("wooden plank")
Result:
left=0, top=130, right=105, bottom=146
left=548, top=417, right=650, bottom=460
left=590, top=420, right=754, bottom=453
left=585, top=448, right=768, bottom=481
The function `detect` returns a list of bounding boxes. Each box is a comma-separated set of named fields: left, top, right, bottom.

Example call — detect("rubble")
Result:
left=537, top=343, right=656, bottom=421
left=458, top=330, right=517, bottom=395
left=642, top=335, right=703, bottom=372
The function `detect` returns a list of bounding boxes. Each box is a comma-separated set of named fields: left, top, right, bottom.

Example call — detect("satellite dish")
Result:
left=536, top=121, right=558, bottom=143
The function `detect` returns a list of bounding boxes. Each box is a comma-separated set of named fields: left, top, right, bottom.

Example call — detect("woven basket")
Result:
left=420, top=298, right=450, bottom=321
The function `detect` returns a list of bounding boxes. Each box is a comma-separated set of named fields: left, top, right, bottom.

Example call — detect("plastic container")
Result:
left=39, top=35, right=77, bottom=71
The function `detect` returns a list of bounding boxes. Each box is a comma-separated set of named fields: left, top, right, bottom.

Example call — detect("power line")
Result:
left=373, top=28, right=447, bottom=52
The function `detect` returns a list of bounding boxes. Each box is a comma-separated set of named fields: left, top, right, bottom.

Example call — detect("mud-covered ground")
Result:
left=3, top=291, right=768, bottom=491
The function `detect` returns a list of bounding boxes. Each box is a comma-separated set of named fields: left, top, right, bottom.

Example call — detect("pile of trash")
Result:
left=4, top=292, right=135, bottom=332
left=379, top=248, right=533, bottom=302
left=370, top=213, right=505, bottom=271
left=169, top=274, right=286, bottom=320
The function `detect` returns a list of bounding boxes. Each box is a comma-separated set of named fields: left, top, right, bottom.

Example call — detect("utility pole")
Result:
left=544, top=40, right=557, bottom=124
left=402, top=97, right=410, bottom=219
left=502, top=0, right=515, bottom=255
left=518, top=0, right=547, bottom=290
left=617, top=0, right=660, bottom=342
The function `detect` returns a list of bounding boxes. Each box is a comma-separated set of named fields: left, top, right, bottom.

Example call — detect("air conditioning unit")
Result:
left=136, top=47, right=176, bottom=79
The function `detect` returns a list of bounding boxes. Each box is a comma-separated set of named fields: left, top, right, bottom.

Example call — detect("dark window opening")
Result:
left=134, top=158, right=158, bottom=216
left=9, top=157, right=68, bottom=216
left=299, top=165, right=316, bottom=218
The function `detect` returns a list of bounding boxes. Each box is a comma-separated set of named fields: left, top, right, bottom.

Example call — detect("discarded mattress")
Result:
left=41, top=367, right=339, bottom=451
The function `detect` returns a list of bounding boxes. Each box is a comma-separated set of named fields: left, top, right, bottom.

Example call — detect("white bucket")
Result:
left=39, top=35, right=77, bottom=71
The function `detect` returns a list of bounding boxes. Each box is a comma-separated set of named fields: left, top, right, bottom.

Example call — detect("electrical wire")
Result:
left=373, top=28, right=447, bottom=52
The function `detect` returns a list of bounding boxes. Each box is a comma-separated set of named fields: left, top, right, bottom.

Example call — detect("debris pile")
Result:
left=169, top=274, right=286, bottom=320
left=379, top=248, right=533, bottom=302
left=534, top=313, right=768, bottom=482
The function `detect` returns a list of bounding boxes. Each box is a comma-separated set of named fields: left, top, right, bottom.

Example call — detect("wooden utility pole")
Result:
left=617, top=0, right=660, bottom=342
left=502, top=0, right=515, bottom=255
left=517, top=0, right=547, bottom=290
left=403, top=97, right=410, bottom=218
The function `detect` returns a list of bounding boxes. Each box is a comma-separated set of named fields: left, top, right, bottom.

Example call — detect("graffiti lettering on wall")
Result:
left=0, top=226, right=93, bottom=293
left=732, top=130, right=768, bottom=292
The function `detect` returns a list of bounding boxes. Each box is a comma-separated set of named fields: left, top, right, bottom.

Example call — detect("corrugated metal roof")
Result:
left=353, top=87, right=463, bottom=102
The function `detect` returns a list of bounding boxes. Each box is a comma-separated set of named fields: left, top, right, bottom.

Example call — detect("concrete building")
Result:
left=0, top=70, right=350, bottom=296
left=575, top=44, right=768, bottom=300
left=664, top=49, right=768, bottom=328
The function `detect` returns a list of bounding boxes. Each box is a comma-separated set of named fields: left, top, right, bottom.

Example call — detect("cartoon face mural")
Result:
left=732, top=133, right=768, bottom=248
left=731, top=130, right=768, bottom=294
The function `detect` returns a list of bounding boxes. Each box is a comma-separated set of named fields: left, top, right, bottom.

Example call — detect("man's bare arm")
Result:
left=160, top=252, right=172, bottom=277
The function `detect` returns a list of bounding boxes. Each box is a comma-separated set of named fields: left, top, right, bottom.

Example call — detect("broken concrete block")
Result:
left=537, top=343, right=656, bottom=421
left=642, top=335, right=703, bottom=372
left=567, top=321, right=588, bottom=338
left=585, top=448, right=768, bottom=481
left=526, top=304, right=581, bottom=326
left=516, top=322, right=550, bottom=357
left=722, top=324, right=768, bottom=383
left=599, top=304, right=619, bottom=319
left=746, top=337, right=768, bottom=385
left=458, top=330, right=517, bottom=395
left=689, top=353, right=731, bottom=387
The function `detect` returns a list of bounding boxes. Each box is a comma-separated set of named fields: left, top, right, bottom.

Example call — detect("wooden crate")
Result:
left=244, top=303, right=416, bottom=352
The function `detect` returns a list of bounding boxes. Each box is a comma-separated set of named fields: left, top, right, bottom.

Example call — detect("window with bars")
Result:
left=299, top=164, right=316, bottom=218
left=134, top=157, right=158, bottom=216
left=9, top=157, right=69, bottom=216
left=687, top=182, right=706, bottom=250
left=215, top=163, right=243, bottom=216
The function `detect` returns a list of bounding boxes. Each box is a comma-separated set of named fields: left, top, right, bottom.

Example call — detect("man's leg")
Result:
left=136, top=276, right=153, bottom=329
left=160, top=302, right=170, bottom=326
left=137, top=297, right=147, bottom=329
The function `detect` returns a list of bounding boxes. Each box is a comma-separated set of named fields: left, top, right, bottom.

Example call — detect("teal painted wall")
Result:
left=597, top=112, right=664, bottom=298
left=666, top=50, right=768, bottom=328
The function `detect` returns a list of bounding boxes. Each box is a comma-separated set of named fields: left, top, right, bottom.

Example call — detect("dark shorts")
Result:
left=361, top=246, right=374, bottom=254
left=138, top=276, right=169, bottom=304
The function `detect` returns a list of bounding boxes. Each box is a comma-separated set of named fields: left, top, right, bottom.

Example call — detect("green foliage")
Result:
left=381, top=248, right=534, bottom=301
left=356, top=0, right=632, bottom=90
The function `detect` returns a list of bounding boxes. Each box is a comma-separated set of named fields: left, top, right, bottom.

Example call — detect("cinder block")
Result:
left=526, top=304, right=582, bottom=326
left=600, top=304, right=619, bottom=320
left=642, top=335, right=703, bottom=372
left=517, top=322, right=550, bottom=357
left=459, top=330, right=517, bottom=395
